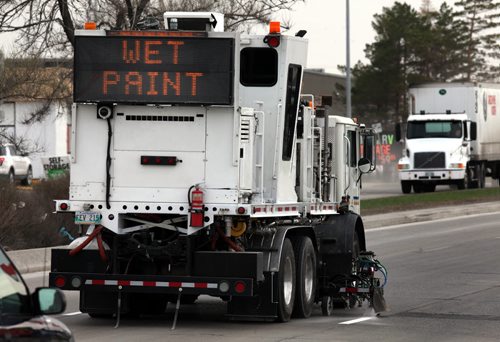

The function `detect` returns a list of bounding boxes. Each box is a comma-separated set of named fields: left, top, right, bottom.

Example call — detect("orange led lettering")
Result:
left=103, top=71, right=120, bottom=94
left=125, top=72, right=143, bottom=95
left=147, top=72, right=159, bottom=95
left=185, top=72, right=203, bottom=96
left=162, top=72, right=181, bottom=96
left=145, top=41, right=162, bottom=64
left=167, top=41, right=184, bottom=64
left=122, top=40, right=140, bottom=64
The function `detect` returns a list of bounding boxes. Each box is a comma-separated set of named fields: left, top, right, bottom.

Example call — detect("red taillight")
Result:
left=265, top=35, right=280, bottom=48
left=237, top=207, right=246, bottom=215
left=55, top=276, right=66, bottom=288
left=234, top=281, right=246, bottom=294
left=0, top=157, right=4, bottom=166
left=59, top=203, right=69, bottom=211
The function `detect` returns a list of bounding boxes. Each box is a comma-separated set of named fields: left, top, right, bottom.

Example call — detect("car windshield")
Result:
left=0, top=248, right=31, bottom=318
left=407, top=120, right=462, bottom=139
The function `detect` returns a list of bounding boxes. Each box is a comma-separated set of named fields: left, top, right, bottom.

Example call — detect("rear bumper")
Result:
left=399, top=169, right=465, bottom=183
left=49, top=272, right=254, bottom=297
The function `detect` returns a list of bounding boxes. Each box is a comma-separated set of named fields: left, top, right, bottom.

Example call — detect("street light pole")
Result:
left=345, top=0, right=352, bottom=118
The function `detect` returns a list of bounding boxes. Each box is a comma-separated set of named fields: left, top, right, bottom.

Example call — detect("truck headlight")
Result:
left=397, top=163, right=410, bottom=170
left=450, top=163, right=465, bottom=169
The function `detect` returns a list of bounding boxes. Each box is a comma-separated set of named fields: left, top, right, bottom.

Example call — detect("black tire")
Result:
left=21, top=167, right=32, bottom=186
left=479, top=163, right=486, bottom=189
left=277, top=238, right=296, bottom=322
left=413, top=183, right=422, bottom=193
left=401, top=181, right=412, bottom=194
left=8, top=169, right=15, bottom=184
left=458, top=168, right=470, bottom=190
left=292, top=236, right=316, bottom=318
left=427, top=184, right=436, bottom=192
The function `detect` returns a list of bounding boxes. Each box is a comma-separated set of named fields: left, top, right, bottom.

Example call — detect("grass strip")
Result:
left=361, top=187, right=500, bottom=215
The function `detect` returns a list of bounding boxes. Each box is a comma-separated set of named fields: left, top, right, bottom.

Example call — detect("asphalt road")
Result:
left=23, top=211, right=500, bottom=342
left=361, top=176, right=498, bottom=199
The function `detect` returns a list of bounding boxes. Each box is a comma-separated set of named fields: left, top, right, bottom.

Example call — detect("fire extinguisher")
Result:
left=190, top=186, right=204, bottom=227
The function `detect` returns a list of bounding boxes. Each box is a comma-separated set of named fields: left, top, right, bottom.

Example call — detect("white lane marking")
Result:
left=422, top=245, right=451, bottom=252
left=63, top=311, right=82, bottom=316
left=339, top=317, right=374, bottom=325
left=366, top=211, right=500, bottom=233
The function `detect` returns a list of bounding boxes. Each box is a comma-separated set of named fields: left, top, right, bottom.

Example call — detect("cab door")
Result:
left=344, top=126, right=361, bottom=213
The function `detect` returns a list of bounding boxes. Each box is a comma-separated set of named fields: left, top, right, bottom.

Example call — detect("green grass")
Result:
left=361, top=187, right=500, bottom=215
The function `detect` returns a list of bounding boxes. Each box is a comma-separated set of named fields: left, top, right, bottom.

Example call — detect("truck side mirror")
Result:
left=470, top=122, right=477, bottom=141
left=395, top=123, right=402, bottom=142
left=360, top=131, right=376, bottom=173
left=465, top=121, right=477, bottom=141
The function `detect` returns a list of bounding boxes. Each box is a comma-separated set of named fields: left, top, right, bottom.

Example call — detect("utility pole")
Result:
left=345, top=0, right=352, bottom=118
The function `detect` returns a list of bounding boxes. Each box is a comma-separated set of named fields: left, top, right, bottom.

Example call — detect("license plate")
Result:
left=425, top=172, right=434, bottom=177
left=75, top=211, right=101, bottom=225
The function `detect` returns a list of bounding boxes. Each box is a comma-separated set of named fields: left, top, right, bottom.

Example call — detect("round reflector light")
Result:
left=219, top=281, right=230, bottom=293
left=234, top=281, right=246, bottom=294
left=59, top=203, right=69, bottom=211
left=71, top=277, right=82, bottom=288
left=237, top=207, right=246, bottom=215
left=55, top=276, right=66, bottom=288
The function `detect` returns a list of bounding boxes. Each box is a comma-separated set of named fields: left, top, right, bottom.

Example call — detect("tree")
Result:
left=453, top=0, right=500, bottom=81
left=0, top=0, right=303, bottom=55
left=352, top=2, right=428, bottom=121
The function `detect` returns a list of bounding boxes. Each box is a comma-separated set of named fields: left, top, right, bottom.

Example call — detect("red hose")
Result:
left=69, top=225, right=107, bottom=262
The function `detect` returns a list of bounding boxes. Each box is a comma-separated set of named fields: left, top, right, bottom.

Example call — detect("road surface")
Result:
left=23, top=211, right=500, bottom=341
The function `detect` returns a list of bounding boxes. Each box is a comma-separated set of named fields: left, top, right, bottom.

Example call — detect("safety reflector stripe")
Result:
left=85, top=279, right=218, bottom=289
left=339, top=287, right=370, bottom=294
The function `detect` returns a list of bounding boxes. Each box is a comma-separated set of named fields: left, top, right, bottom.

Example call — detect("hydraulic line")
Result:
left=69, top=225, right=108, bottom=262
left=106, top=118, right=113, bottom=209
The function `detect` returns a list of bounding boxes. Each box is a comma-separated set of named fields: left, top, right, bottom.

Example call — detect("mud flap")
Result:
left=372, top=287, right=387, bottom=314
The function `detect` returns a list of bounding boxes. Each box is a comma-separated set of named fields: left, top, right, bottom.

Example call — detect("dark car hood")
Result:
left=0, top=314, right=72, bottom=341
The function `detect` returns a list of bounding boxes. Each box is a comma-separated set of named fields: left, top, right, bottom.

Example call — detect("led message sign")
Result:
left=74, top=36, right=233, bottom=104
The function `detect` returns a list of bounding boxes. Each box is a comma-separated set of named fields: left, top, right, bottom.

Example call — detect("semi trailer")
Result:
left=397, top=82, right=500, bottom=193
left=49, top=12, right=386, bottom=324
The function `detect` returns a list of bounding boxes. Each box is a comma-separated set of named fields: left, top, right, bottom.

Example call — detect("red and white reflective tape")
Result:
left=339, top=287, right=370, bottom=294
left=85, top=279, right=218, bottom=289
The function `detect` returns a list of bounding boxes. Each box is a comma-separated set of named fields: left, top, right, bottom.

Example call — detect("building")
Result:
left=302, top=69, right=346, bottom=114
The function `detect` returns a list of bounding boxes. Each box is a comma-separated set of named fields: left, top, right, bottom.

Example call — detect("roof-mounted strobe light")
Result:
left=264, top=21, right=281, bottom=48
left=84, top=22, right=96, bottom=30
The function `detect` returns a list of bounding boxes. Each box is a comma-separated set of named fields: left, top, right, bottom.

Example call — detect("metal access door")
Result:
left=344, top=126, right=361, bottom=213
left=112, top=105, right=207, bottom=189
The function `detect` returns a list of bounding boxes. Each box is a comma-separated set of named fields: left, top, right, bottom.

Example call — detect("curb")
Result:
left=362, top=201, right=500, bottom=229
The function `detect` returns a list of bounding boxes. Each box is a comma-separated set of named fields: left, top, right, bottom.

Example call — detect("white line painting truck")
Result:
left=49, top=12, right=386, bottom=325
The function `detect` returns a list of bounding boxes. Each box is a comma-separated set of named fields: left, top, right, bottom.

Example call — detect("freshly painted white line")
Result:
left=366, top=211, right=500, bottom=233
left=63, top=311, right=82, bottom=316
left=339, top=317, right=374, bottom=325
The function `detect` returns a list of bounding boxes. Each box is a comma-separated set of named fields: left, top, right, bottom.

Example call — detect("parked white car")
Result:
left=0, top=144, right=33, bottom=185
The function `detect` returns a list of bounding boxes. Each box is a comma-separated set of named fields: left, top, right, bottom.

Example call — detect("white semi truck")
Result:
left=397, top=82, right=500, bottom=193
left=49, top=12, right=386, bottom=324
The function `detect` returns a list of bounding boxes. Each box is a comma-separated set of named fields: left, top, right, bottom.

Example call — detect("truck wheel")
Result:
left=8, top=169, right=15, bottom=184
left=413, top=183, right=422, bottom=193
left=479, top=164, right=486, bottom=188
left=277, top=238, right=296, bottom=322
left=292, top=236, right=316, bottom=318
left=22, top=167, right=33, bottom=186
left=458, top=168, right=470, bottom=190
left=401, top=181, right=411, bottom=194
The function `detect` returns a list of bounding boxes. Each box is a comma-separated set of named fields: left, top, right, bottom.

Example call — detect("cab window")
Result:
left=240, top=48, right=278, bottom=87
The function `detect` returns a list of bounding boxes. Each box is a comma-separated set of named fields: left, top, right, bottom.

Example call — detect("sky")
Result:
left=283, top=0, right=455, bottom=74
left=0, top=0, right=455, bottom=73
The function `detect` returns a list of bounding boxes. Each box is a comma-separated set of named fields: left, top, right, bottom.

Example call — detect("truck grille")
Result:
left=414, top=152, right=445, bottom=169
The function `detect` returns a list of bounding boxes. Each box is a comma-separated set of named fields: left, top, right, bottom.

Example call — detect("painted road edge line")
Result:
left=339, top=317, right=374, bottom=325
left=63, top=311, right=82, bottom=316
